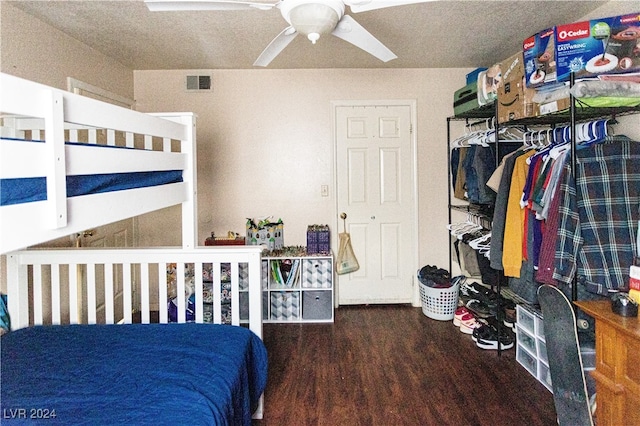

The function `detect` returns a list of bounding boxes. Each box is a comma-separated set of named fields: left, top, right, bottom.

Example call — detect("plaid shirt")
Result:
left=553, top=136, right=640, bottom=295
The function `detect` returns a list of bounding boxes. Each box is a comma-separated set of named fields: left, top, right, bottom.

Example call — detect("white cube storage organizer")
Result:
left=262, top=254, right=334, bottom=323
left=515, top=304, right=551, bottom=391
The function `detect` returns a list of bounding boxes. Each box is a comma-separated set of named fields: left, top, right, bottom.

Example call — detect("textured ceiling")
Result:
left=6, top=0, right=638, bottom=70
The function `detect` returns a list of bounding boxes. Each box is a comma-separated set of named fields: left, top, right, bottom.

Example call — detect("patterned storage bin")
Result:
left=301, top=259, right=333, bottom=288
left=263, top=292, right=269, bottom=320
left=240, top=291, right=268, bottom=321
left=238, top=263, right=249, bottom=291
left=270, top=291, right=300, bottom=320
left=240, top=291, right=248, bottom=321
left=261, top=260, right=269, bottom=290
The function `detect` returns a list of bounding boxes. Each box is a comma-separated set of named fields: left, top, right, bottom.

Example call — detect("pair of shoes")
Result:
left=453, top=307, right=482, bottom=334
left=453, top=306, right=470, bottom=327
left=459, top=281, right=498, bottom=306
left=466, top=299, right=496, bottom=318
left=476, top=333, right=514, bottom=350
left=471, top=318, right=498, bottom=342
left=459, top=313, right=483, bottom=335
left=473, top=320, right=514, bottom=350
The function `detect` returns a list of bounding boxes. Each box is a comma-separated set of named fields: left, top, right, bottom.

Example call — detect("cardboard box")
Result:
left=555, top=13, right=640, bottom=82
left=497, top=52, right=537, bottom=123
left=537, top=97, right=571, bottom=116
left=524, top=28, right=557, bottom=88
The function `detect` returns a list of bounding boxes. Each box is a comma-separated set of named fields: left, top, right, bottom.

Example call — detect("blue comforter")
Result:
left=0, top=323, right=268, bottom=425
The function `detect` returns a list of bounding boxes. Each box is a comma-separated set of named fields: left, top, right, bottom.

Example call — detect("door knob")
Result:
left=371, top=216, right=376, bottom=220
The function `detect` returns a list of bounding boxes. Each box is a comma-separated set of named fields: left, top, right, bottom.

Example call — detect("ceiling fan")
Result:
left=145, top=0, right=435, bottom=67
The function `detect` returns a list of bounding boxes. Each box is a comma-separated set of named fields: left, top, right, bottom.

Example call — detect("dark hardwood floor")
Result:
left=257, top=304, right=557, bottom=426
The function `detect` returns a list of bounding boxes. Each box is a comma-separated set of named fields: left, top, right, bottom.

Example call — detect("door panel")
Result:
left=348, top=149, right=368, bottom=204
left=336, top=103, right=416, bottom=304
left=381, top=148, right=400, bottom=203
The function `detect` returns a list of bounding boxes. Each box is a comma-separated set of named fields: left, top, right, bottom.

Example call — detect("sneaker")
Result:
left=503, top=306, right=517, bottom=329
left=459, top=281, right=498, bottom=307
left=453, top=306, right=470, bottom=327
left=471, top=317, right=501, bottom=342
left=475, top=326, right=515, bottom=350
left=466, top=299, right=496, bottom=318
left=458, top=313, right=482, bottom=335
left=471, top=321, right=493, bottom=342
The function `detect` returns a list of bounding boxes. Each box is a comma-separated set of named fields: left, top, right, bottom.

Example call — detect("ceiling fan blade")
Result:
left=144, top=0, right=277, bottom=12
left=254, top=26, right=298, bottom=67
left=345, top=0, right=434, bottom=13
left=331, top=15, right=396, bottom=62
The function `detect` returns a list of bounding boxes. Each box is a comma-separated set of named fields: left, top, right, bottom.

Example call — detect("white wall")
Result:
left=134, top=68, right=465, bottom=277
left=0, top=2, right=133, bottom=96
left=0, top=3, right=135, bottom=294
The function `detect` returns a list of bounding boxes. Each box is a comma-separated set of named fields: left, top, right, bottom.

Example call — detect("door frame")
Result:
left=331, top=99, right=420, bottom=307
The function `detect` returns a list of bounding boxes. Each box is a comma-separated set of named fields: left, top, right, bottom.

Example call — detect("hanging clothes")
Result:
left=489, top=149, right=527, bottom=271
left=535, top=164, right=567, bottom=284
left=502, top=150, right=536, bottom=277
left=553, top=135, right=640, bottom=295
left=453, top=147, right=468, bottom=201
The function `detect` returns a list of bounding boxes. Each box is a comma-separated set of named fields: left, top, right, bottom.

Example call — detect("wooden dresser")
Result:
left=575, top=301, right=640, bottom=426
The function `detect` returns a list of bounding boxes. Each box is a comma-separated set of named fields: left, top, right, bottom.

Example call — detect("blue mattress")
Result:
left=0, top=138, right=183, bottom=206
left=0, top=323, right=268, bottom=425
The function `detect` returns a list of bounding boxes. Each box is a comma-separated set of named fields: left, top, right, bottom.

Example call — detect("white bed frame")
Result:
left=0, top=73, right=264, bottom=418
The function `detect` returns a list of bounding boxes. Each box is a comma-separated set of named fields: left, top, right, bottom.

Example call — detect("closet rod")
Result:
left=465, top=117, right=494, bottom=128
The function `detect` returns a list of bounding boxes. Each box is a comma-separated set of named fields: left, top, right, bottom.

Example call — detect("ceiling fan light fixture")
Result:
left=287, top=2, right=342, bottom=44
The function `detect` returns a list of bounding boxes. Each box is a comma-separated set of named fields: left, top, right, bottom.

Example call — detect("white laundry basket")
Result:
left=419, top=277, right=461, bottom=321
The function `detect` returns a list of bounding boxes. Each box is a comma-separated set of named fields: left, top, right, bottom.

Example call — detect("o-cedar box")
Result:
left=555, top=13, right=640, bottom=82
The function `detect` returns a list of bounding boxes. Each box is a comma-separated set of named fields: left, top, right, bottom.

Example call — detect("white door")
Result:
left=335, top=102, right=417, bottom=305
left=78, top=218, right=134, bottom=323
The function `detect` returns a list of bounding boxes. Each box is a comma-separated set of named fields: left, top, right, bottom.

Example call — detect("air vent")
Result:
left=186, top=75, right=212, bottom=92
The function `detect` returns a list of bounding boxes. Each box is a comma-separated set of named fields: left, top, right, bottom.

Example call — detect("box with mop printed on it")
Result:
left=554, top=13, right=640, bottom=82
left=524, top=27, right=557, bottom=88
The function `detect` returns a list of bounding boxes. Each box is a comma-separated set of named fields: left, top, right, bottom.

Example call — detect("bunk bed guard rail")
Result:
left=5, top=246, right=264, bottom=339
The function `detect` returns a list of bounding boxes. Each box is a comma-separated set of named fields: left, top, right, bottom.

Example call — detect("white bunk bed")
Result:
left=0, top=72, right=198, bottom=253
left=0, top=73, right=266, bottom=423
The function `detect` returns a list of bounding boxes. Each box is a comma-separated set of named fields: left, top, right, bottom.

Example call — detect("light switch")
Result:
left=321, top=185, right=329, bottom=197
